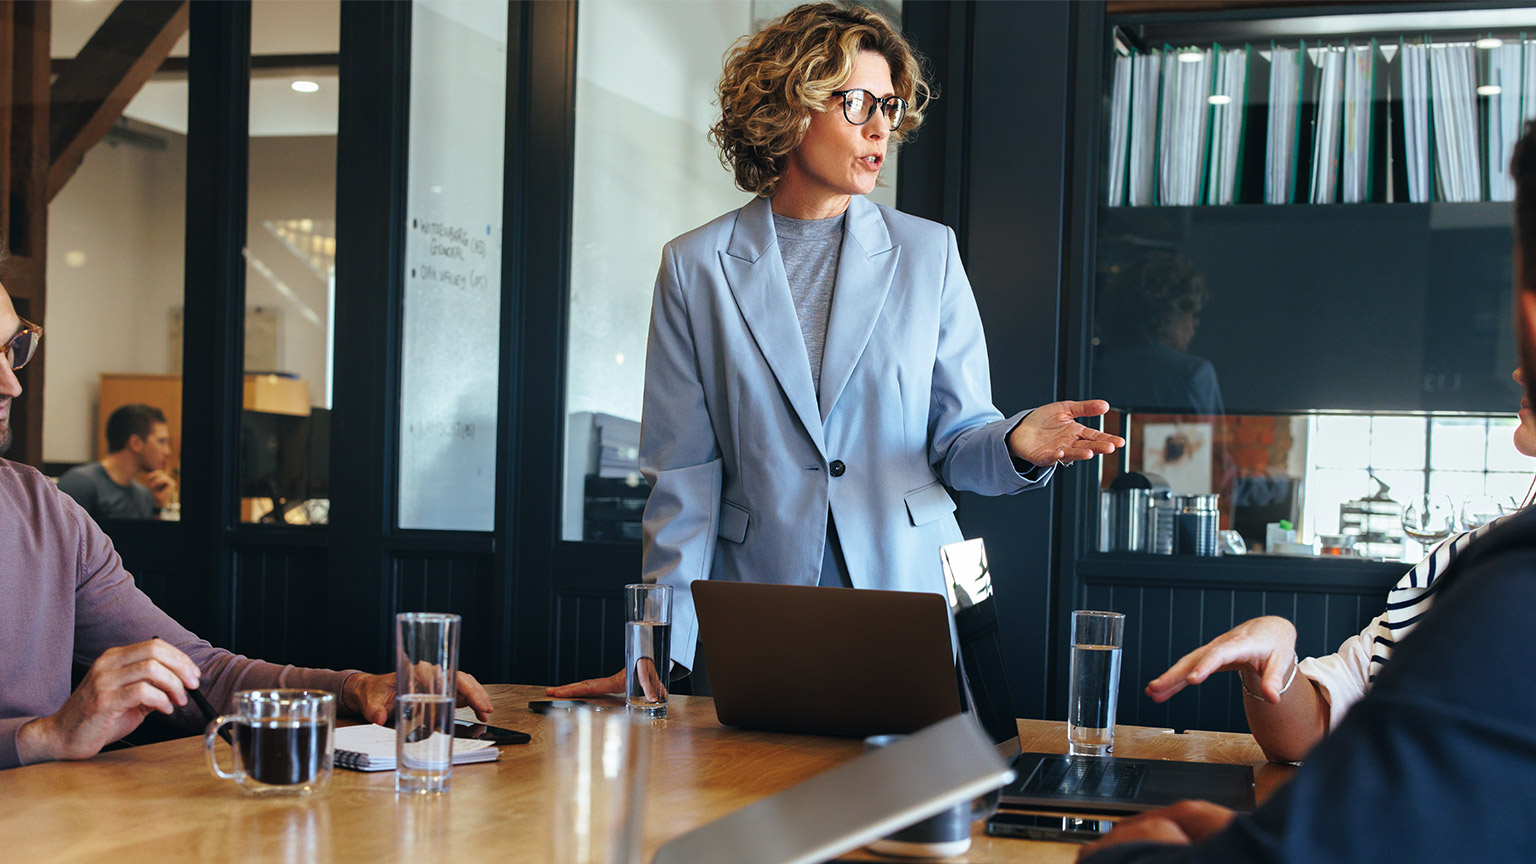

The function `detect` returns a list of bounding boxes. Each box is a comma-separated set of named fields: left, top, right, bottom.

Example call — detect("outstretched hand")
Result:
left=545, top=670, right=628, bottom=699
left=1145, top=616, right=1298, bottom=705
left=1007, top=400, right=1124, bottom=467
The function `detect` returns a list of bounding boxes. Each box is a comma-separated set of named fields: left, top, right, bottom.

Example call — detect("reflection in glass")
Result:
left=1102, top=409, right=1529, bottom=563
left=1094, top=252, right=1223, bottom=417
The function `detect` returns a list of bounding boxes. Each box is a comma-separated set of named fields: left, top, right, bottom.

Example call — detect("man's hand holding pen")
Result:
left=15, top=637, right=200, bottom=765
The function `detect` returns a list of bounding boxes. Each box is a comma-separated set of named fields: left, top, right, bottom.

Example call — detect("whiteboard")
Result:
left=397, top=0, right=507, bottom=531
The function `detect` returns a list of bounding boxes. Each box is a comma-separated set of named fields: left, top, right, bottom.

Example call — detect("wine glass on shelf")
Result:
left=1400, top=495, right=1455, bottom=549
left=1457, top=494, right=1504, bottom=532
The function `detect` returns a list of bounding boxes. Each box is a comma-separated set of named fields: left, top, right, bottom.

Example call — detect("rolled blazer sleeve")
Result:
left=926, top=227, right=1051, bottom=495
left=638, top=241, right=722, bottom=673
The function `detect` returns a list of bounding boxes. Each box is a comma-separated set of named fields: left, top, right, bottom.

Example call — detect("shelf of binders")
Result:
left=1105, top=35, right=1534, bottom=207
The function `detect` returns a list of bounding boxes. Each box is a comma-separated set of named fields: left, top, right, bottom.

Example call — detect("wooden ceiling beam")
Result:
left=47, top=0, right=188, bottom=204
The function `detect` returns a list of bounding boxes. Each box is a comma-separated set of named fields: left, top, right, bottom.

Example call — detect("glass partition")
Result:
left=239, top=0, right=340, bottom=526
left=44, top=3, right=189, bottom=521
left=396, top=0, right=508, bottom=531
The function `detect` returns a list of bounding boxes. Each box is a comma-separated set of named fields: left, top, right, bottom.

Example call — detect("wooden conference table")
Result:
left=0, top=684, right=1294, bottom=863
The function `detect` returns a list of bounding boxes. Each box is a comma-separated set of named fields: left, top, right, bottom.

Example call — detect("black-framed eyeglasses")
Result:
left=833, top=88, right=908, bottom=130
left=4, top=319, right=42, bottom=372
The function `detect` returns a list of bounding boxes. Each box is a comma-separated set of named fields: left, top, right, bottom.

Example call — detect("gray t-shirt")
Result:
left=773, top=211, right=845, bottom=394
left=772, top=211, right=853, bottom=589
left=56, top=461, right=156, bottom=522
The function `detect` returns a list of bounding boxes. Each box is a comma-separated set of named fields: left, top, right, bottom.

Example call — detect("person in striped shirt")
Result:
left=1143, top=380, right=1535, bottom=763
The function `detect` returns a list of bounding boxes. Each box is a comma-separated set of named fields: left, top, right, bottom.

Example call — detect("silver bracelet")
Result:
left=1239, top=653, right=1299, bottom=700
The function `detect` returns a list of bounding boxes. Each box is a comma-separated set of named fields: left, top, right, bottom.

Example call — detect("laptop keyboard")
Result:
left=1019, top=756, right=1146, bottom=800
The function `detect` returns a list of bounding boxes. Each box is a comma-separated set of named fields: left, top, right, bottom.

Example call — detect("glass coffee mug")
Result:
left=205, top=689, right=335, bottom=796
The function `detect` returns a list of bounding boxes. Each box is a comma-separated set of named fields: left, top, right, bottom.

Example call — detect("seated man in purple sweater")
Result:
left=1076, top=124, right=1536, bottom=864
left=0, top=286, right=493, bottom=770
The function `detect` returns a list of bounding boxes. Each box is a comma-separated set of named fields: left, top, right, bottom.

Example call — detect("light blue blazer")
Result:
left=640, top=195, right=1050, bottom=670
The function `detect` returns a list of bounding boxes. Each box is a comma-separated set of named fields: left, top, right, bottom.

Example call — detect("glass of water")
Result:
left=395, top=612, right=461, bottom=794
left=624, top=584, right=672, bottom=716
left=1068, top=610, right=1126, bottom=757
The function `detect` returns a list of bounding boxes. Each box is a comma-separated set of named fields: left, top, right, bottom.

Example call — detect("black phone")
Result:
left=528, top=699, right=588, bottom=713
left=452, top=719, right=530, bottom=745
left=985, top=812, right=1115, bottom=844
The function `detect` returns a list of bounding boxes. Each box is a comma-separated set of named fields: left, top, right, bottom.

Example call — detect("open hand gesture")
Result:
left=1006, top=400, right=1124, bottom=467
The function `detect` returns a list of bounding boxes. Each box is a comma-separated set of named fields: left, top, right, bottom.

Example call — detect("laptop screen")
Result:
left=941, top=539, right=1024, bottom=758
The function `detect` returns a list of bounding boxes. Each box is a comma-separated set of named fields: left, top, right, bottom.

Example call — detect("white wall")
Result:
left=44, top=132, right=187, bottom=463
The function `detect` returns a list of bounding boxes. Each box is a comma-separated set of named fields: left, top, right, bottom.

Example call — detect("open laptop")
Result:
left=691, top=580, right=963, bottom=737
left=940, top=538, right=1256, bottom=815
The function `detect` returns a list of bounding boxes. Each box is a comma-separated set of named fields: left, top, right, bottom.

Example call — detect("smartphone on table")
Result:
left=452, top=718, right=530, bottom=744
left=985, top=812, right=1115, bottom=844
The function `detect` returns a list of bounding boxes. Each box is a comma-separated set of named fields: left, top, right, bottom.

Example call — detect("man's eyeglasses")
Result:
left=5, top=319, right=42, bottom=372
left=833, top=89, right=908, bottom=131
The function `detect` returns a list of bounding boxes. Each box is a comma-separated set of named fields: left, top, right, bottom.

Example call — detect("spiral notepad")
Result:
left=332, top=723, right=500, bottom=772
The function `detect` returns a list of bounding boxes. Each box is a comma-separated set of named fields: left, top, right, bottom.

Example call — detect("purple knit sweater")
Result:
left=0, top=459, right=357, bottom=768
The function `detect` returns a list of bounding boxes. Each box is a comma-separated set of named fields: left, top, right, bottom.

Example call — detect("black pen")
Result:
left=155, top=636, right=229, bottom=744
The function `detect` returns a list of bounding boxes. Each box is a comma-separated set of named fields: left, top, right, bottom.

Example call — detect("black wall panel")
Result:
left=392, top=555, right=497, bottom=677
left=228, top=547, right=327, bottom=668
left=103, top=522, right=197, bottom=634
left=551, top=591, right=624, bottom=688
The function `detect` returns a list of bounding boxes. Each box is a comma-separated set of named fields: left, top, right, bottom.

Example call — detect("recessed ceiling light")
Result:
left=1478, top=84, right=1503, bottom=96
left=291, top=80, right=320, bottom=93
left=1476, top=37, right=1504, bottom=50
left=1207, top=94, right=1233, bottom=106
left=64, top=250, right=87, bottom=268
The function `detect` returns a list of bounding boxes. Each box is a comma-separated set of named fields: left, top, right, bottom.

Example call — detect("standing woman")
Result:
left=551, top=2, right=1120, bottom=696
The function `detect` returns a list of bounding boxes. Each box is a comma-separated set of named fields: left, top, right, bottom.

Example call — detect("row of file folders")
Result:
left=1107, top=38, right=1536, bottom=206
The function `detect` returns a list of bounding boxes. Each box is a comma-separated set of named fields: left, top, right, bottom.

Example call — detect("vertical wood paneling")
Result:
left=1198, top=590, right=1235, bottom=732
left=1165, top=587, right=1203, bottom=732
left=1086, top=579, right=1388, bottom=733
left=229, top=548, right=326, bottom=667
left=552, top=591, right=622, bottom=686
left=1293, top=592, right=1329, bottom=659
left=391, top=556, right=496, bottom=676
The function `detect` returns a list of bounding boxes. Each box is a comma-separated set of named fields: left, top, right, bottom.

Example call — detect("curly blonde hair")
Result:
left=709, top=2, right=932, bottom=197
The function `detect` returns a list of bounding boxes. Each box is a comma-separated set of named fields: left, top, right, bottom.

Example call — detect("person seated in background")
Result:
left=0, top=286, right=493, bottom=770
left=1143, top=367, right=1535, bottom=763
left=58, top=403, right=178, bottom=520
left=1077, top=123, right=1536, bottom=864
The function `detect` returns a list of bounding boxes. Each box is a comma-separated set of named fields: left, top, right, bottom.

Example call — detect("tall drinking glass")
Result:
left=395, top=612, right=461, bottom=794
left=549, top=706, right=649, bottom=864
left=624, top=584, right=672, bottom=716
left=1068, top=610, right=1126, bottom=757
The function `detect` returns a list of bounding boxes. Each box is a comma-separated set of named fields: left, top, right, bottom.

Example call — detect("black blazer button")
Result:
left=829, top=460, right=846, bottom=477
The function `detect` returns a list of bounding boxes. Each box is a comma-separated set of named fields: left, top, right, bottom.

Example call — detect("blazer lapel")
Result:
left=819, top=195, right=900, bottom=422
left=721, top=197, right=827, bottom=456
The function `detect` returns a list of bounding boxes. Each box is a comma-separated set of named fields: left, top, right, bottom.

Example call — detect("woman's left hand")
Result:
left=1006, top=399, right=1124, bottom=467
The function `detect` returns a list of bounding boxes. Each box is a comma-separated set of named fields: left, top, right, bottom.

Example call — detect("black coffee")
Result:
left=237, top=721, right=328, bottom=786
